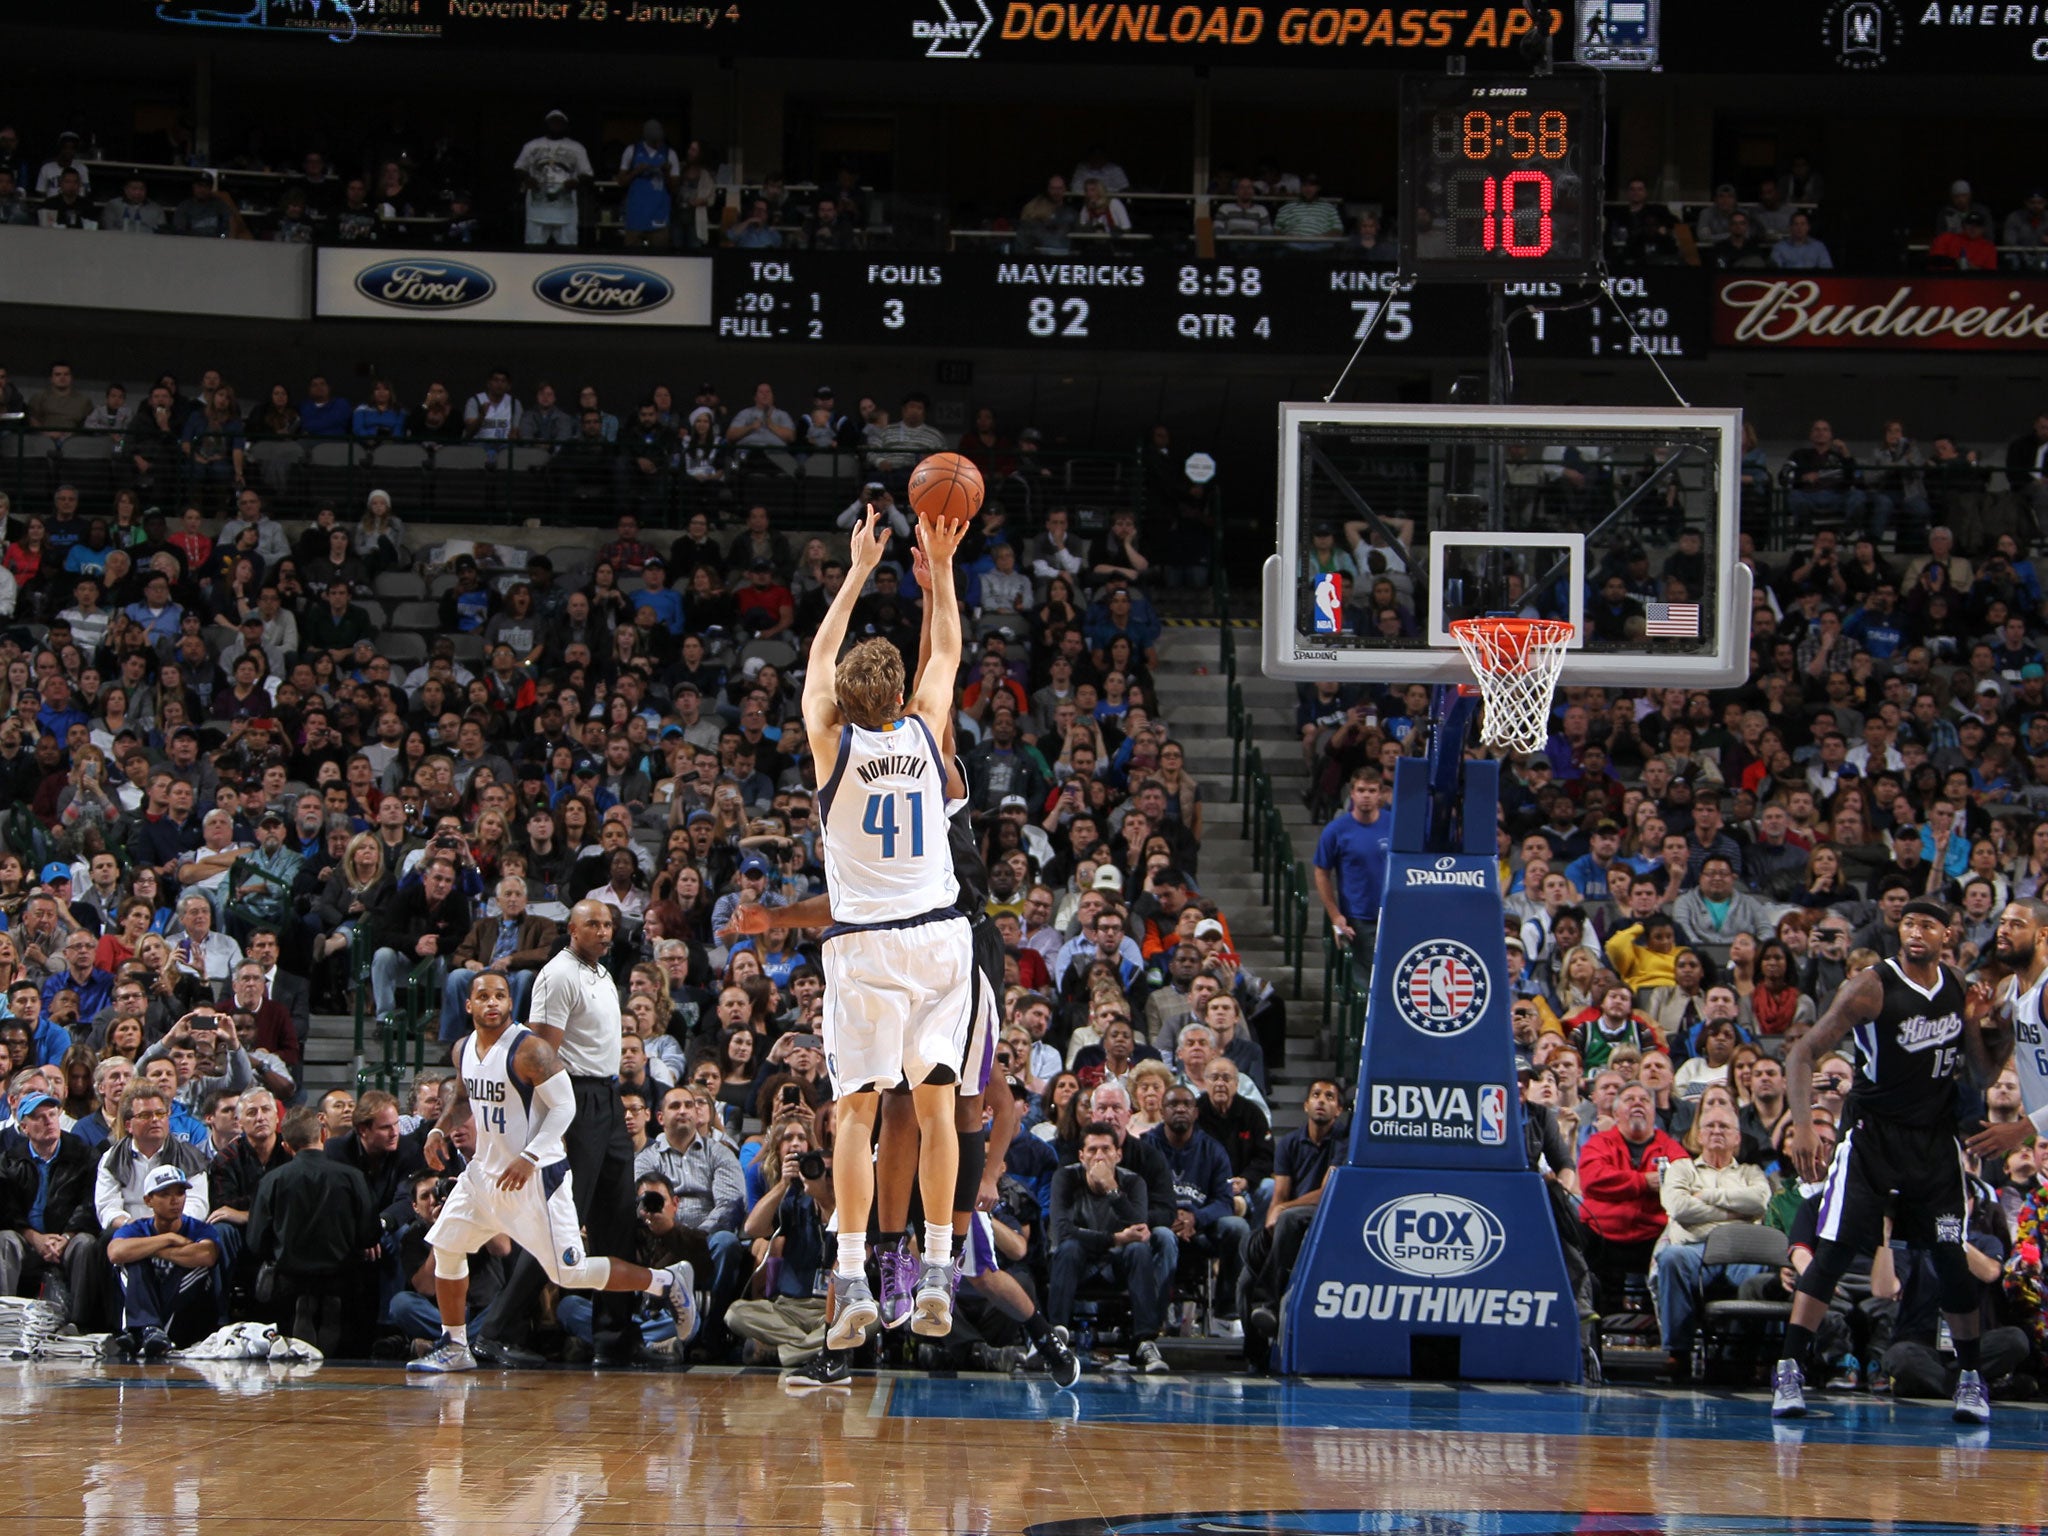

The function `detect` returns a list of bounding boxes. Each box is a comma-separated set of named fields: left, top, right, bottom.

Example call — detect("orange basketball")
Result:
left=907, top=451, right=985, bottom=526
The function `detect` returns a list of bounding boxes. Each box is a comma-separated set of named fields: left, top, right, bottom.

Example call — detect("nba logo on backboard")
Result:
left=1477, top=1085, right=1508, bottom=1145
left=1312, top=573, right=1342, bottom=634
left=1392, top=940, right=1490, bottom=1039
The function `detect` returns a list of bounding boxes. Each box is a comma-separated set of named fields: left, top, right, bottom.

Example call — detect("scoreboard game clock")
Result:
left=1399, top=71, right=1605, bottom=283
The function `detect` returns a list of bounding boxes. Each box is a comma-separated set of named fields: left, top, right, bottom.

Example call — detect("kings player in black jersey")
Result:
left=1772, top=899, right=2003, bottom=1423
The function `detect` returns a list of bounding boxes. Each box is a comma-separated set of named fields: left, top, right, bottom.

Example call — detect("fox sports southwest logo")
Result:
left=354, top=259, right=496, bottom=310
left=1391, top=938, right=1490, bottom=1038
left=1364, top=1194, right=1508, bottom=1278
left=532, top=264, right=675, bottom=314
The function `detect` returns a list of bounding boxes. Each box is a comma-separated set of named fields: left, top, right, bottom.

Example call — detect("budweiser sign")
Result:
left=1715, top=275, right=2048, bottom=351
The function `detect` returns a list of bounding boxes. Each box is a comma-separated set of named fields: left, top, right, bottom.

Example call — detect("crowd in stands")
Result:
left=0, top=352, right=1310, bottom=1374
left=1305, top=480, right=2048, bottom=1394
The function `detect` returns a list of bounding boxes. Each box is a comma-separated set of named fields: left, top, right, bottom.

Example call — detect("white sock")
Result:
left=445, top=1324, right=468, bottom=1346
left=836, top=1231, right=867, bottom=1280
left=642, top=1268, right=672, bottom=1296
left=924, top=1222, right=953, bottom=1268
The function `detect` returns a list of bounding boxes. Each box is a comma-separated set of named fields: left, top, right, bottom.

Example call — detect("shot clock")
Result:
left=1399, top=72, right=1605, bottom=283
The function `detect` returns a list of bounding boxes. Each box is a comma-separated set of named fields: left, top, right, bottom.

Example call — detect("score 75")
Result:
left=1350, top=299, right=1414, bottom=342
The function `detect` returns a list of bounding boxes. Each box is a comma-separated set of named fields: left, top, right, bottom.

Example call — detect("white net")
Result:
left=1448, top=618, right=1575, bottom=756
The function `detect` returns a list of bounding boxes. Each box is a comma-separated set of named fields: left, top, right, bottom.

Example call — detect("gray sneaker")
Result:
left=662, top=1261, right=701, bottom=1343
left=1952, top=1368, right=1991, bottom=1425
left=1770, top=1359, right=1806, bottom=1419
left=910, top=1261, right=955, bottom=1337
left=827, top=1273, right=880, bottom=1351
left=1133, top=1338, right=1169, bottom=1375
left=408, top=1339, right=479, bottom=1374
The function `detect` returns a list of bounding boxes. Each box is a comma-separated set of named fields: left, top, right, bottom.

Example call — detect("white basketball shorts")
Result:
left=426, top=1160, right=608, bottom=1288
left=820, top=911, right=974, bottom=1095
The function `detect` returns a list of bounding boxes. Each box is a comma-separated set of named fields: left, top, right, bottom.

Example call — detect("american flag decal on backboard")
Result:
left=1643, top=601, right=1700, bottom=637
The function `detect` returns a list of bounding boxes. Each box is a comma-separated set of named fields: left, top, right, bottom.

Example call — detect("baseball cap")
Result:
left=573, top=755, right=600, bottom=775
left=144, top=1165, right=192, bottom=1196
left=1952, top=178, right=1973, bottom=195
left=1091, top=866, right=1124, bottom=892
left=1504, top=935, right=1527, bottom=954
left=998, top=793, right=1029, bottom=811
left=674, top=680, right=701, bottom=695
left=1193, top=918, right=1225, bottom=940
left=1513, top=1051, right=1536, bottom=1080
left=685, top=809, right=713, bottom=826
left=39, top=862, right=70, bottom=884
left=1894, top=823, right=1922, bottom=841
left=738, top=854, right=771, bottom=878
left=257, top=810, right=286, bottom=827
left=545, top=108, right=569, bottom=123
left=1977, top=679, right=2004, bottom=695
left=2025, top=664, right=2046, bottom=681
left=15, top=1090, right=57, bottom=1120
left=748, top=557, right=775, bottom=571
left=815, top=384, right=835, bottom=397
left=660, top=724, right=684, bottom=739
left=643, top=554, right=665, bottom=568
left=1714, top=182, right=1737, bottom=197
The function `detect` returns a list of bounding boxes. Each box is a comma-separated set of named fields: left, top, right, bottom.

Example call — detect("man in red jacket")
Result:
left=1578, top=1082, right=1688, bottom=1297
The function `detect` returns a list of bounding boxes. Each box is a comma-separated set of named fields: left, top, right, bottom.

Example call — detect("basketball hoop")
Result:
left=1448, top=617, right=1575, bottom=756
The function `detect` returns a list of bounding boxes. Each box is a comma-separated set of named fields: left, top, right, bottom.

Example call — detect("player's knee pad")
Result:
left=953, top=1127, right=988, bottom=1216
left=433, top=1247, right=470, bottom=1281
left=556, top=1253, right=614, bottom=1291
left=1793, top=1239, right=1852, bottom=1303
left=1933, top=1241, right=1978, bottom=1316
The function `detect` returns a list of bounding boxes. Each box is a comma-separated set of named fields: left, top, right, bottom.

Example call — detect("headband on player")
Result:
left=1900, top=899, right=1952, bottom=925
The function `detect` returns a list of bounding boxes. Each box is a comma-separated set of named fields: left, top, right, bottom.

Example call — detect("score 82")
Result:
left=1027, top=296, right=1091, bottom=337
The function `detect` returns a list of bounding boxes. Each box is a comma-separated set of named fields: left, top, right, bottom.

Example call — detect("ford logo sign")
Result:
left=1363, top=1194, right=1507, bottom=1279
left=354, top=259, right=496, bottom=311
left=532, top=263, right=674, bottom=314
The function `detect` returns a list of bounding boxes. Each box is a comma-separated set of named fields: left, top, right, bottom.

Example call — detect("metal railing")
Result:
left=350, top=921, right=436, bottom=1094
left=0, top=423, right=1151, bottom=534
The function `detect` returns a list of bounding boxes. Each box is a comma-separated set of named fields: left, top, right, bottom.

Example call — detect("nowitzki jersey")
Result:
left=2009, top=977, right=2048, bottom=1137
left=819, top=716, right=958, bottom=925
left=1847, top=959, right=1968, bottom=1130
left=455, top=1024, right=538, bottom=1179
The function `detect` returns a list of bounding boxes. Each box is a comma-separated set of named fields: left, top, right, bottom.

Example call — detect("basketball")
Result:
left=907, top=452, right=984, bottom=526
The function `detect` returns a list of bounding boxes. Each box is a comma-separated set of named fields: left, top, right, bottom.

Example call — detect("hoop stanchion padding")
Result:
left=1448, top=617, right=1574, bottom=756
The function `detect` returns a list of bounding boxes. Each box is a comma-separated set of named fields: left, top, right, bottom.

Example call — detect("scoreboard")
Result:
left=710, top=254, right=1704, bottom=359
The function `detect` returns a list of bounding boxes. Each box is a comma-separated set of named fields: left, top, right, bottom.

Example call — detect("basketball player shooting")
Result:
left=407, top=971, right=698, bottom=1373
left=801, top=506, right=975, bottom=1350
left=1772, top=901, right=2000, bottom=1422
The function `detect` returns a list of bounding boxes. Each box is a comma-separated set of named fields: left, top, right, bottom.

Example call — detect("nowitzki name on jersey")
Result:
left=855, top=753, right=930, bottom=785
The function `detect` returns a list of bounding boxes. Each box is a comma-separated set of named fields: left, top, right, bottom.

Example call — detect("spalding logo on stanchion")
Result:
left=1392, top=939, right=1489, bottom=1037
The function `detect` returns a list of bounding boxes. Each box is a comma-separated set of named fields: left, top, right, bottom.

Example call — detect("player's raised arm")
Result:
left=910, top=541, right=967, bottom=790
left=1784, top=964, right=1883, bottom=1181
left=803, top=508, right=894, bottom=752
left=907, top=512, right=968, bottom=730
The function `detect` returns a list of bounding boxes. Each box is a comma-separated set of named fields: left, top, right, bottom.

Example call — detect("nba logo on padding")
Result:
left=1312, top=572, right=1342, bottom=633
left=1392, top=939, right=1490, bottom=1038
left=1477, top=1085, right=1507, bottom=1145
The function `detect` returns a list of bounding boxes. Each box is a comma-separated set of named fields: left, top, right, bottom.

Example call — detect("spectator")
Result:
left=618, top=120, right=681, bottom=248
left=633, top=1084, right=747, bottom=1320
left=1578, top=1082, right=1688, bottom=1293
left=1769, top=211, right=1832, bottom=269
left=102, top=177, right=167, bottom=235
left=246, top=1106, right=379, bottom=1354
left=513, top=109, right=592, bottom=246
left=0, top=1088, right=99, bottom=1326
left=369, top=858, right=472, bottom=1021
left=1313, top=768, right=1390, bottom=988
left=1929, top=211, right=1998, bottom=271
left=1145, top=1083, right=1249, bottom=1337
left=1017, top=175, right=1074, bottom=255
left=105, top=1163, right=220, bottom=1356
left=1651, top=1102, right=1772, bottom=1373
left=1048, top=1121, right=1167, bottom=1373
left=1274, top=173, right=1341, bottom=251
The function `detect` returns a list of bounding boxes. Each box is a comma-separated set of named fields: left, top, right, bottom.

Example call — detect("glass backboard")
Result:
left=1262, top=403, right=1750, bottom=688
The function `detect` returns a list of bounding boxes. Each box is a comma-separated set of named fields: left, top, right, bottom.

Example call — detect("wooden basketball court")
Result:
left=3, top=1365, right=2037, bottom=1535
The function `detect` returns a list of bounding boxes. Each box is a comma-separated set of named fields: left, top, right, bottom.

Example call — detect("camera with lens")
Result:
left=796, top=1150, right=826, bottom=1182
left=435, top=1177, right=460, bottom=1204
left=639, top=1189, right=667, bottom=1214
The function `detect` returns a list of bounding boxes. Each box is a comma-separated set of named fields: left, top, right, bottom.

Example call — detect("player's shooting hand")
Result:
left=423, top=1128, right=448, bottom=1172
left=1965, top=1119, right=2033, bottom=1158
left=495, top=1158, right=536, bottom=1193
left=916, top=510, right=969, bottom=565
left=845, top=508, right=891, bottom=575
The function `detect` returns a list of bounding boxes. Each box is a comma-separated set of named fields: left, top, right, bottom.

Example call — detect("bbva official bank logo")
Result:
left=1363, top=1193, right=1507, bottom=1278
left=354, top=258, right=496, bottom=310
left=1391, top=938, right=1489, bottom=1037
left=532, top=264, right=676, bottom=314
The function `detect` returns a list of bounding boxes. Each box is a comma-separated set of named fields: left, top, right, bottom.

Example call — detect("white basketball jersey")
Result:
left=820, top=716, right=957, bottom=925
left=2012, top=977, right=2048, bottom=1137
left=457, top=1024, right=536, bottom=1178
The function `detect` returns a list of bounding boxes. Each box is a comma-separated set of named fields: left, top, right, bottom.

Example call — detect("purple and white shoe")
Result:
left=878, top=1241, right=918, bottom=1331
